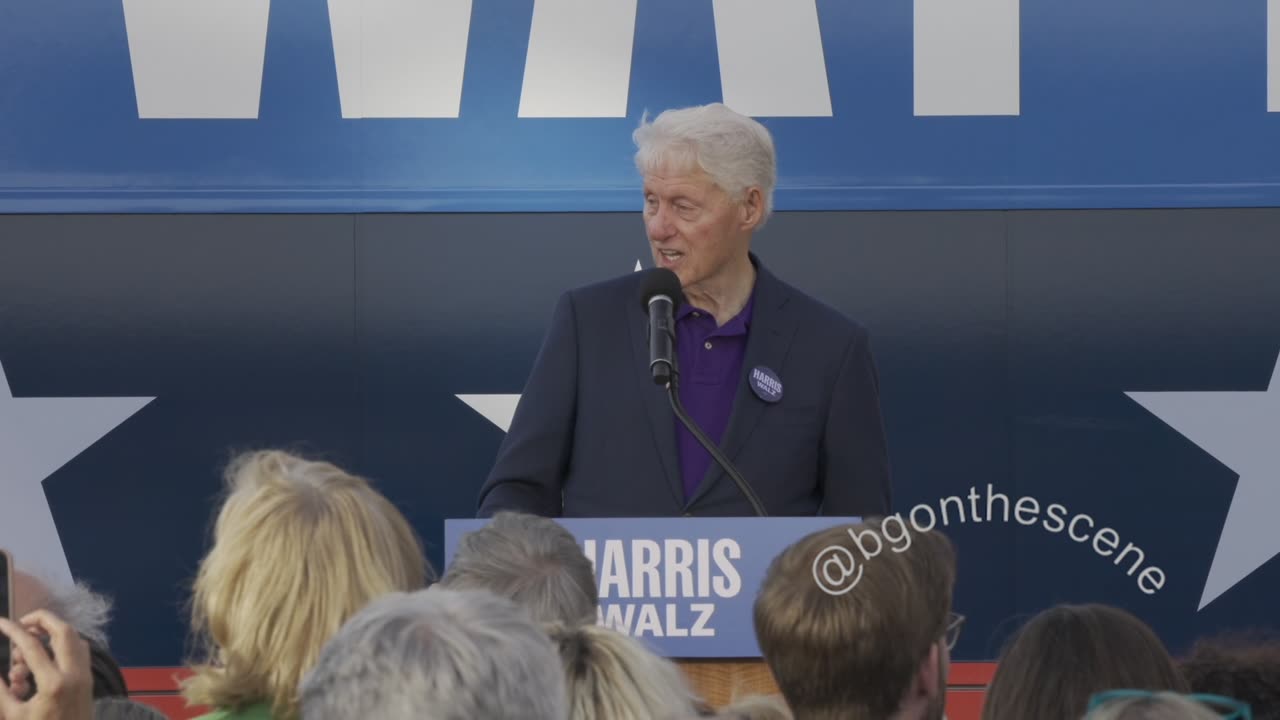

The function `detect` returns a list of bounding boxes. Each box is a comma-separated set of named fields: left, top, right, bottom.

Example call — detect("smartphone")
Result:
left=0, top=549, right=11, bottom=679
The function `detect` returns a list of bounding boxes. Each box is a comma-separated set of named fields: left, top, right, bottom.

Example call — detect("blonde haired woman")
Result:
left=545, top=621, right=703, bottom=720
left=181, top=450, right=430, bottom=720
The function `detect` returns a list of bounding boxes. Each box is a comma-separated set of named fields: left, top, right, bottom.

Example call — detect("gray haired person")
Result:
left=440, top=511, right=597, bottom=625
left=9, top=571, right=122, bottom=701
left=14, top=569, right=113, bottom=647
left=298, top=587, right=568, bottom=720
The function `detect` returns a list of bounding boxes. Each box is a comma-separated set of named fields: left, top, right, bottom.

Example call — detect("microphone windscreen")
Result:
left=639, top=268, right=685, bottom=314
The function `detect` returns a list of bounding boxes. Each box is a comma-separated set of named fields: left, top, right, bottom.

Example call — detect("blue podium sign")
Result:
left=444, top=516, right=860, bottom=658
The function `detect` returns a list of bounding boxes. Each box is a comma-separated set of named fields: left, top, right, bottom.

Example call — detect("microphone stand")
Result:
left=666, top=369, right=769, bottom=517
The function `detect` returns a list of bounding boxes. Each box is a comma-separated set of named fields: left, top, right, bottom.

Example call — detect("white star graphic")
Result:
left=1127, top=353, right=1280, bottom=610
left=0, top=361, right=154, bottom=584
left=457, top=259, right=645, bottom=430
left=454, top=394, right=521, bottom=432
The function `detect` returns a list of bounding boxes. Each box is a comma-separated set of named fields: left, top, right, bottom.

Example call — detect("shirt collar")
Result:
left=677, top=288, right=755, bottom=335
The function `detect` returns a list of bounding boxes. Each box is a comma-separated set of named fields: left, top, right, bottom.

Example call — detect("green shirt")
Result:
left=192, top=703, right=275, bottom=720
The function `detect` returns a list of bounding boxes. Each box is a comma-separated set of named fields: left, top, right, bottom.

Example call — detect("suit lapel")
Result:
left=628, top=294, right=685, bottom=508
left=687, top=261, right=798, bottom=509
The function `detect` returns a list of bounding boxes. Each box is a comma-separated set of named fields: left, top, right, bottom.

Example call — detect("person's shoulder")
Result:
left=762, top=266, right=869, bottom=342
left=550, top=270, right=646, bottom=327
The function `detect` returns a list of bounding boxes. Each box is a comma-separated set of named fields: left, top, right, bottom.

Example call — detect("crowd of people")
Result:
left=1, top=450, right=1276, bottom=719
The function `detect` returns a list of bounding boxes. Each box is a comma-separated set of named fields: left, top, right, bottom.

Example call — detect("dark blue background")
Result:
left=2, top=0, right=1278, bottom=670
left=2, top=209, right=1277, bottom=665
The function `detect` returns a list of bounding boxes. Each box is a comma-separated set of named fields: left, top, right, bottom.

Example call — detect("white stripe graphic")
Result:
left=123, top=0, right=270, bottom=119
left=328, top=0, right=473, bottom=118
left=914, top=0, right=1020, bottom=116
left=1270, top=0, right=1279, bottom=111
left=712, top=0, right=832, bottom=117
left=519, top=0, right=638, bottom=118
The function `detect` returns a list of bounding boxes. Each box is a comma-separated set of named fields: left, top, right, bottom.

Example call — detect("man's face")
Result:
left=642, top=167, right=750, bottom=295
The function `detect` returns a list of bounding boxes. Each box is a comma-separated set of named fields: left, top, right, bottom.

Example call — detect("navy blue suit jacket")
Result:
left=477, top=258, right=891, bottom=518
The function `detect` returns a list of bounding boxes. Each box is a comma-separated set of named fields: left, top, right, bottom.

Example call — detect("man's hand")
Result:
left=0, top=610, right=92, bottom=720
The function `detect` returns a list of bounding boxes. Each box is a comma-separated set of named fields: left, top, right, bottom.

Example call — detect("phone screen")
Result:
left=0, top=549, right=10, bottom=678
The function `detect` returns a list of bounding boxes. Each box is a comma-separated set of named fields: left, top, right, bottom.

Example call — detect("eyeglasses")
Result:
left=1087, top=689, right=1252, bottom=719
left=943, top=612, right=965, bottom=651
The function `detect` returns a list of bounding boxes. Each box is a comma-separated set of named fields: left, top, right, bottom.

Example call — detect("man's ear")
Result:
left=916, top=641, right=943, bottom=700
left=739, top=187, right=764, bottom=230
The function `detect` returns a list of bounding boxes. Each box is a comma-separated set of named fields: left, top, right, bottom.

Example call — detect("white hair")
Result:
left=44, top=581, right=113, bottom=648
left=298, top=588, right=568, bottom=720
left=440, top=511, right=597, bottom=626
left=633, top=103, right=778, bottom=224
left=1084, top=693, right=1228, bottom=720
left=14, top=568, right=113, bottom=648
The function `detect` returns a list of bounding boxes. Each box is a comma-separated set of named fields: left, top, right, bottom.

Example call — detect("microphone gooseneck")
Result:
left=666, top=371, right=769, bottom=517
left=638, top=268, right=768, bottom=517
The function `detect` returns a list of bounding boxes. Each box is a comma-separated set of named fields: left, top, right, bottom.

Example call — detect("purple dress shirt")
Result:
left=673, top=292, right=755, bottom=500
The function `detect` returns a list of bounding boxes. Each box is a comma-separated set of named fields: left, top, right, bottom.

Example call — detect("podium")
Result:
left=444, top=516, right=860, bottom=707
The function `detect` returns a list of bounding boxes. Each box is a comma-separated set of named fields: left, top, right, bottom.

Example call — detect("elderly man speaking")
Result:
left=477, top=103, right=890, bottom=518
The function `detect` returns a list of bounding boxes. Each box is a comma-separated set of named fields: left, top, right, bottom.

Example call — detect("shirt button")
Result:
left=692, top=311, right=700, bottom=318
left=704, top=341, right=713, bottom=350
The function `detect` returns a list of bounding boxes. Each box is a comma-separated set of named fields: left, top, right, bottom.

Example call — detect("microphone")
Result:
left=638, top=269, right=769, bottom=517
left=639, top=267, right=684, bottom=386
